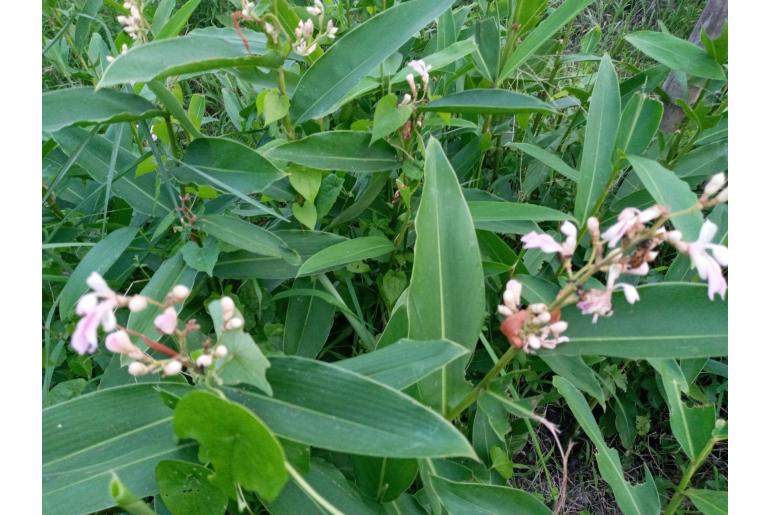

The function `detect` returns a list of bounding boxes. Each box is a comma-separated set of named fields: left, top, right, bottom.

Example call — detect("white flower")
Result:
left=196, top=354, right=213, bottom=368
left=225, top=317, right=244, bottom=331
left=307, top=0, right=324, bottom=16
left=220, top=296, right=235, bottom=321
left=128, top=295, right=148, bottom=312
left=497, top=279, right=523, bottom=317
left=405, top=73, right=418, bottom=98
left=105, top=330, right=144, bottom=359
left=214, top=345, right=229, bottom=358
left=683, top=221, right=728, bottom=300
left=408, top=59, right=432, bottom=86
left=704, top=173, right=726, bottom=197
left=325, top=19, right=338, bottom=39
left=602, top=206, right=663, bottom=248
left=521, top=221, right=578, bottom=258
left=163, top=360, right=183, bottom=376
left=577, top=265, right=639, bottom=323
left=170, top=285, right=190, bottom=303
left=128, top=361, right=149, bottom=376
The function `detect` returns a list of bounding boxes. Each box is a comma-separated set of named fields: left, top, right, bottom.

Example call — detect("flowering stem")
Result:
left=120, top=326, right=179, bottom=358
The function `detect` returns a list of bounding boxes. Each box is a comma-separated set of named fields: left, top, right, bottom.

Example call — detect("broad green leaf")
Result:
left=52, top=127, right=174, bottom=216
left=43, top=87, right=161, bottom=133
left=209, top=299, right=272, bottom=394
left=297, top=236, right=393, bottom=276
left=625, top=31, right=725, bottom=80
left=628, top=155, right=703, bottom=240
left=282, top=278, right=335, bottom=358
left=262, top=89, right=290, bottom=126
left=268, top=459, right=381, bottom=515
left=421, top=89, right=555, bottom=115
left=686, top=489, right=728, bottom=515
left=513, top=142, right=579, bottom=181
left=469, top=201, right=575, bottom=232
left=264, top=131, right=400, bottom=172
left=127, top=252, right=197, bottom=356
left=473, top=18, right=500, bottom=82
left=155, top=0, right=201, bottom=40
left=290, top=0, right=455, bottom=122
left=408, top=138, right=485, bottom=415
left=430, top=476, right=550, bottom=515
left=553, top=376, right=660, bottom=515
left=542, top=283, right=727, bottom=359
left=674, top=142, right=727, bottom=180
left=371, top=93, right=412, bottom=143
left=613, top=394, right=638, bottom=449
left=352, top=456, right=418, bottom=503
left=499, top=0, right=596, bottom=81
left=98, top=28, right=282, bottom=88
left=152, top=0, right=175, bottom=34
left=173, top=391, right=287, bottom=501
left=43, top=384, right=196, bottom=515
left=198, top=214, right=299, bottom=264
left=288, top=166, right=322, bottom=203
left=59, top=226, right=138, bottom=318
left=335, top=339, right=470, bottom=390
left=540, top=354, right=605, bottom=405
left=226, top=357, right=475, bottom=458
left=173, top=137, right=285, bottom=194
left=292, top=201, right=317, bottom=229
left=615, top=93, right=663, bottom=156
left=574, top=54, right=620, bottom=224
left=650, top=359, right=716, bottom=460
left=156, top=460, right=227, bottom=515
left=180, top=237, right=219, bottom=277
left=214, top=230, right=347, bottom=280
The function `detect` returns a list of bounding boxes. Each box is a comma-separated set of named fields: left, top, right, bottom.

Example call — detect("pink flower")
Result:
left=602, top=206, right=663, bottom=248
left=105, top=330, right=143, bottom=359
left=408, top=59, right=432, bottom=85
left=683, top=221, right=728, bottom=300
left=406, top=73, right=418, bottom=98
left=577, top=265, right=639, bottom=323
left=521, top=222, right=577, bottom=258
left=154, top=307, right=178, bottom=335
left=70, top=272, right=119, bottom=355
left=497, top=279, right=522, bottom=317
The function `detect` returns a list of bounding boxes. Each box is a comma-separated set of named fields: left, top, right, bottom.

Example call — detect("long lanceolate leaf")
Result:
left=290, top=0, right=455, bottom=123
left=43, top=87, right=161, bottom=133
left=574, top=54, right=621, bottom=224
left=408, top=138, right=485, bottom=414
left=554, top=376, right=661, bottom=515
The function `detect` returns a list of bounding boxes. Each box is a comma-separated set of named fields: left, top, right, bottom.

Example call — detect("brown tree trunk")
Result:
left=660, top=0, right=728, bottom=133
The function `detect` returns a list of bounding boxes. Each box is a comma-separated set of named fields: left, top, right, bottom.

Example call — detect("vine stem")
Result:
left=662, top=436, right=719, bottom=515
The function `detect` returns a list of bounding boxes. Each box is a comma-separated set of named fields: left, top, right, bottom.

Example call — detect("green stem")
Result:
left=447, top=345, right=518, bottom=420
left=662, top=436, right=718, bottom=515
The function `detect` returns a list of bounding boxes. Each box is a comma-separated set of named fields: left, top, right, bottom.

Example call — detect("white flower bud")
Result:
left=163, top=360, right=183, bottom=376
left=535, top=312, right=551, bottom=324
left=128, top=295, right=148, bottom=312
left=704, top=173, right=726, bottom=197
left=225, top=317, right=244, bottom=331
left=527, top=335, right=542, bottom=350
left=170, top=285, right=190, bottom=303
left=715, top=187, right=728, bottom=203
left=530, top=303, right=548, bottom=314
left=196, top=354, right=213, bottom=368
left=128, top=361, right=149, bottom=376
left=220, top=297, right=235, bottom=321
left=214, top=345, right=229, bottom=358
left=587, top=217, right=600, bottom=236
left=549, top=321, right=568, bottom=334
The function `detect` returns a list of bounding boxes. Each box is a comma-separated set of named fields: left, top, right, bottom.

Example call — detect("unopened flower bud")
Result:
left=196, top=354, right=213, bottom=368
left=163, top=360, right=183, bottom=376
left=704, top=173, right=726, bottom=197
left=715, top=187, right=728, bottom=203
left=105, top=330, right=143, bottom=359
left=530, top=303, right=548, bottom=314
left=128, top=295, right=148, bottom=312
left=128, top=361, right=149, bottom=376
left=225, top=317, right=243, bottom=331
left=587, top=217, right=600, bottom=236
left=406, top=73, right=418, bottom=98
left=527, top=335, right=542, bottom=350
left=170, top=285, right=190, bottom=303
left=154, top=307, right=178, bottom=335
left=550, top=321, right=568, bottom=334
left=220, top=297, right=235, bottom=321
left=214, top=345, right=228, bottom=358
left=535, top=312, right=551, bottom=324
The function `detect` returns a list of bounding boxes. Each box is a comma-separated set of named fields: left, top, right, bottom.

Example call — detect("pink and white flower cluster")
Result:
left=292, top=1, right=338, bottom=56
left=497, top=280, right=569, bottom=353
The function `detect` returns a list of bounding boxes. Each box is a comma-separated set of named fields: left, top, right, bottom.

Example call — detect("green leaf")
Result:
left=282, top=278, right=336, bottom=358
left=156, top=460, right=227, bottom=515
left=574, top=54, right=621, bottom=224
left=372, top=94, right=413, bottom=143
left=173, top=391, right=287, bottom=501
left=98, top=28, right=282, bottom=88
left=59, top=226, right=138, bottom=318
left=512, top=142, right=579, bottom=181
left=500, top=0, right=596, bottom=81
left=209, top=299, right=272, bottom=394
left=127, top=252, right=197, bottom=355
left=421, top=90, right=555, bottom=115
left=615, top=93, right=663, bottom=156
left=173, top=137, right=285, bottom=194
left=613, top=394, right=638, bottom=449
left=43, top=384, right=196, bottom=515
left=262, top=89, right=291, bottom=126
left=674, top=142, right=728, bottom=180
left=198, top=214, right=299, bottom=264
left=540, top=354, right=605, bottom=405
left=469, top=201, right=575, bottom=233
left=264, top=131, right=400, bottom=172
left=43, top=87, right=161, bottom=133
left=627, top=155, right=703, bottom=240
left=288, top=166, right=323, bottom=203
left=155, top=0, right=201, bottom=40
left=649, top=359, right=716, bottom=460
left=542, top=283, right=727, bottom=359
left=335, top=339, right=470, bottom=390
left=353, top=456, right=418, bottom=503
left=553, top=376, right=660, bottom=515
left=686, top=489, right=728, bottom=515
left=226, top=357, right=475, bottom=458
left=290, top=0, right=454, bottom=122
left=408, top=138, right=485, bottom=414
left=473, top=18, right=500, bottom=82
left=297, top=236, right=393, bottom=276
left=625, top=31, right=725, bottom=80
left=52, top=127, right=174, bottom=216
left=292, top=201, right=317, bottom=229
left=430, top=476, right=550, bottom=515
left=180, top=237, right=219, bottom=276
left=268, top=459, right=381, bottom=515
